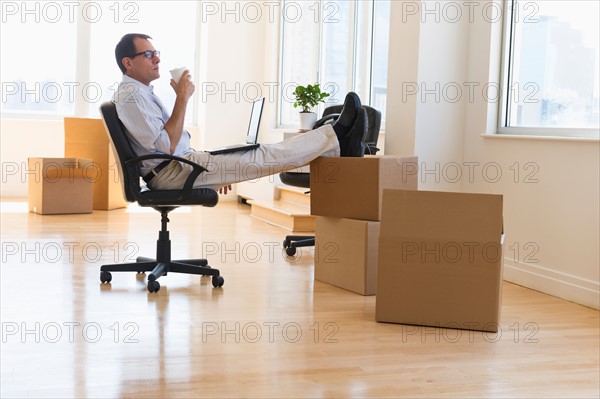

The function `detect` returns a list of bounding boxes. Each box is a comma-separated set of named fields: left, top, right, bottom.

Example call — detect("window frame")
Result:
left=276, top=0, right=389, bottom=129
left=497, top=0, right=599, bottom=139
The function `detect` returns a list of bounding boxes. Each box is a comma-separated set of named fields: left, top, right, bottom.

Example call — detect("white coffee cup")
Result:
left=169, top=67, right=187, bottom=84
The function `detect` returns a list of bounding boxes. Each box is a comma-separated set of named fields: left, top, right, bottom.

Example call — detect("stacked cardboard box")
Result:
left=310, top=156, right=419, bottom=295
left=28, top=158, right=94, bottom=215
left=64, top=118, right=127, bottom=210
left=311, top=154, right=504, bottom=331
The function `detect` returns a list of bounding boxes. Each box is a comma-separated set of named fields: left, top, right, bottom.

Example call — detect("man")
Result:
left=112, top=33, right=367, bottom=192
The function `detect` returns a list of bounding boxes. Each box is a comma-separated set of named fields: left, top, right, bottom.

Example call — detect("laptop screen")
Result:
left=246, top=97, right=265, bottom=144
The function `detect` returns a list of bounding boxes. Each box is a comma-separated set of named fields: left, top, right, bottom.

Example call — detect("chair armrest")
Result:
left=124, top=154, right=210, bottom=199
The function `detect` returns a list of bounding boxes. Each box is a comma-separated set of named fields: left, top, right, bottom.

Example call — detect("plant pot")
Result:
left=299, top=112, right=317, bottom=131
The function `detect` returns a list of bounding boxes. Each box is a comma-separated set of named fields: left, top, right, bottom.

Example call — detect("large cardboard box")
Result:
left=310, top=156, right=418, bottom=221
left=64, top=117, right=127, bottom=210
left=28, top=158, right=93, bottom=215
left=376, top=190, right=504, bottom=333
left=314, top=216, right=380, bottom=295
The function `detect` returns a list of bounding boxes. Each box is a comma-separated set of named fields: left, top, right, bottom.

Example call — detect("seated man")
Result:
left=113, top=33, right=367, bottom=192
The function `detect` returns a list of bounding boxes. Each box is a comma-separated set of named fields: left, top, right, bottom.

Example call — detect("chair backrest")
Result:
left=322, top=104, right=343, bottom=119
left=321, top=104, right=382, bottom=152
left=99, top=101, right=142, bottom=203
left=362, top=105, right=382, bottom=151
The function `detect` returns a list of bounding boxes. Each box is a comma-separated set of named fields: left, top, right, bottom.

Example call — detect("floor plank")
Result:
left=1, top=202, right=598, bottom=398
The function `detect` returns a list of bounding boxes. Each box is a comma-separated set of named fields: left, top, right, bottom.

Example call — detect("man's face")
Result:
left=122, top=38, right=160, bottom=85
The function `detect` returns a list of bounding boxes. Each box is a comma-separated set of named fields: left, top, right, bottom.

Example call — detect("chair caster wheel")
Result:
left=100, top=271, right=112, bottom=283
left=212, top=275, right=224, bottom=288
left=285, top=246, right=297, bottom=256
left=148, top=280, right=160, bottom=293
left=283, top=239, right=290, bottom=249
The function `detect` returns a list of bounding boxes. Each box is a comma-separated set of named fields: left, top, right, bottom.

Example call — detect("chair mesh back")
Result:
left=99, top=101, right=141, bottom=202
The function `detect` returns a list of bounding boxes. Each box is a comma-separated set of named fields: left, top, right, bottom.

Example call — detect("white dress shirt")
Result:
left=112, top=75, right=193, bottom=176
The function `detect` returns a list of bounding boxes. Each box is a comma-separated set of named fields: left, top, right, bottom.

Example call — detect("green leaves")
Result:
left=293, top=84, right=330, bottom=113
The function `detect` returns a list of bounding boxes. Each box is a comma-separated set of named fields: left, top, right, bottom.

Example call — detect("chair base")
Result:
left=100, top=257, right=223, bottom=293
left=99, top=207, right=224, bottom=293
left=283, top=235, right=315, bottom=256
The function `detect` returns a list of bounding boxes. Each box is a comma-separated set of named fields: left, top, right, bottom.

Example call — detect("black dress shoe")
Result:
left=340, top=107, right=368, bottom=157
left=332, top=92, right=362, bottom=139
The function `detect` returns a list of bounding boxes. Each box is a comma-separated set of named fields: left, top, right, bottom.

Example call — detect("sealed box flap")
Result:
left=380, top=190, right=503, bottom=243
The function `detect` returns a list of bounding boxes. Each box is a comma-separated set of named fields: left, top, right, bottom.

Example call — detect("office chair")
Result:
left=281, top=105, right=382, bottom=256
left=312, top=104, right=382, bottom=155
left=98, top=101, right=224, bottom=293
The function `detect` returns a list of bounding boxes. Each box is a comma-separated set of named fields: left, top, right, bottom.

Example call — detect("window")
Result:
left=500, top=0, right=599, bottom=138
left=1, top=7, right=77, bottom=116
left=1, top=1, right=197, bottom=120
left=278, top=0, right=391, bottom=127
left=279, top=1, right=321, bottom=126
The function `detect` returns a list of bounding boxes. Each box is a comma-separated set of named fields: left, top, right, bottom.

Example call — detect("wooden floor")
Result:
left=1, top=201, right=598, bottom=398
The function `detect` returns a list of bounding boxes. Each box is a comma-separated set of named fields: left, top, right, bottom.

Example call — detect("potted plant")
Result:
left=293, top=84, right=330, bottom=130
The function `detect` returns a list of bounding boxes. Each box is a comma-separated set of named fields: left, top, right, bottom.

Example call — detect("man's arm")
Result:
left=164, top=70, right=195, bottom=154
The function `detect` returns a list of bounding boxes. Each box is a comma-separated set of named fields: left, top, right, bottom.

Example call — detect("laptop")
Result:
left=206, top=97, right=265, bottom=155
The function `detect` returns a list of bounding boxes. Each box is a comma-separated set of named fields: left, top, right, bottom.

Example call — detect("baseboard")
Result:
left=503, top=258, right=600, bottom=310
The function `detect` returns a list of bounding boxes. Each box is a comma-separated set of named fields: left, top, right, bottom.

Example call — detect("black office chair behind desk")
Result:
left=281, top=105, right=382, bottom=256
left=98, top=101, right=224, bottom=293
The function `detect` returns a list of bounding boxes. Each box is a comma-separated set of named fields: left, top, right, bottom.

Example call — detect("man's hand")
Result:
left=170, top=70, right=195, bottom=101
left=165, top=70, right=194, bottom=154
left=218, top=185, right=233, bottom=195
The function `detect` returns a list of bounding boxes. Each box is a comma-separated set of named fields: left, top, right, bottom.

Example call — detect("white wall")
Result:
left=385, top=1, right=599, bottom=309
left=463, top=8, right=600, bottom=309
left=0, top=119, right=65, bottom=197
left=414, top=9, right=469, bottom=192
left=384, top=1, right=420, bottom=157
left=198, top=8, right=268, bottom=150
left=385, top=1, right=470, bottom=192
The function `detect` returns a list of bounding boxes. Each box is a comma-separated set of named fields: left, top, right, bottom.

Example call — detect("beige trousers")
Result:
left=149, top=125, right=340, bottom=190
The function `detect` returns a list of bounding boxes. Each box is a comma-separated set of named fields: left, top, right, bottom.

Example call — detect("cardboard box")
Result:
left=28, top=158, right=93, bottom=215
left=314, top=216, right=380, bottom=295
left=376, top=189, right=504, bottom=333
left=310, top=155, right=418, bottom=221
left=64, top=117, right=127, bottom=210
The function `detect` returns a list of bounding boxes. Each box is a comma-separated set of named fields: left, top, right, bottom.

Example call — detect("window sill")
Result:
left=481, top=133, right=599, bottom=143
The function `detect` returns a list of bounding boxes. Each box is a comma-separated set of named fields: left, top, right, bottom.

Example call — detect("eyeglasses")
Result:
left=129, top=50, right=160, bottom=59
